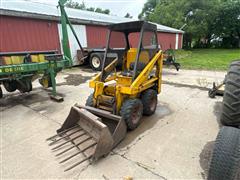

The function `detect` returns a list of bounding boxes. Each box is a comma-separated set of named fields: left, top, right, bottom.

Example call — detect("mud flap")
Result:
left=47, top=104, right=127, bottom=171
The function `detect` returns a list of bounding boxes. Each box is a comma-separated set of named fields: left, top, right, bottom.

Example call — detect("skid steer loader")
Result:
left=47, top=21, right=164, bottom=171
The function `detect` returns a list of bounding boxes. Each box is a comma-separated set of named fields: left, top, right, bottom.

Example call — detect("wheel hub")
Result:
left=92, top=57, right=100, bottom=69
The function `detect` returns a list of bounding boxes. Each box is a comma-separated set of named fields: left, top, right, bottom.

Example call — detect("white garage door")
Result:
left=58, top=24, right=87, bottom=66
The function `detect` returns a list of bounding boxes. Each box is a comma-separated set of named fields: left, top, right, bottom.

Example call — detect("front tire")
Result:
left=85, top=93, right=94, bottom=107
left=208, top=126, right=240, bottom=180
left=89, top=53, right=103, bottom=71
left=220, top=60, right=240, bottom=126
left=120, top=99, right=143, bottom=130
left=141, top=89, right=158, bottom=116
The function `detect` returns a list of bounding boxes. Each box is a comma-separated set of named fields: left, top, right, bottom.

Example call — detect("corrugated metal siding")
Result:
left=157, top=32, right=176, bottom=51
left=86, top=25, right=108, bottom=48
left=0, top=16, right=61, bottom=52
left=178, top=34, right=183, bottom=49
left=86, top=25, right=131, bottom=48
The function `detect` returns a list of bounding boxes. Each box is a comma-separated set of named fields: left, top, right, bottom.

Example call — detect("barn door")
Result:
left=58, top=24, right=87, bottom=66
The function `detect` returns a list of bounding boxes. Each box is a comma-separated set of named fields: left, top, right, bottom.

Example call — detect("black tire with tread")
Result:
left=141, top=89, right=158, bottom=116
left=0, top=86, right=3, bottom=98
left=17, top=80, right=32, bottom=93
left=3, top=81, right=17, bottom=92
left=85, top=93, right=95, bottom=107
left=208, top=126, right=240, bottom=180
left=220, top=60, right=240, bottom=126
left=120, top=99, right=143, bottom=130
left=89, top=53, right=103, bottom=71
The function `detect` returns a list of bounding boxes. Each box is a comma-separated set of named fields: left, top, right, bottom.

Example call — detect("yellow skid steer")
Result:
left=47, top=21, right=164, bottom=171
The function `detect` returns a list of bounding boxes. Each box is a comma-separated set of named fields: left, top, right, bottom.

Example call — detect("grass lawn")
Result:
left=175, top=49, right=240, bottom=71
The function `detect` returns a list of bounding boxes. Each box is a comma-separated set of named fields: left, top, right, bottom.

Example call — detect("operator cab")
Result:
left=101, top=21, right=159, bottom=81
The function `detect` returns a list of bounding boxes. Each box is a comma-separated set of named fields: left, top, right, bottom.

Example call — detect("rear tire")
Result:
left=141, top=89, right=158, bottom=116
left=0, top=86, right=3, bottom=98
left=85, top=93, right=94, bottom=107
left=120, top=99, right=143, bottom=130
left=89, top=53, right=103, bottom=71
left=3, top=81, right=17, bottom=92
left=220, top=60, right=240, bottom=126
left=208, top=126, right=240, bottom=180
left=17, top=80, right=32, bottom=93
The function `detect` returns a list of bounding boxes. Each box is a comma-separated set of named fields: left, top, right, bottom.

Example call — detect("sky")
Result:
left=28, top=0, right=147, bottom=19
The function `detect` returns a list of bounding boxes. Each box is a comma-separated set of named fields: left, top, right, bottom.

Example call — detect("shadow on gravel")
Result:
left=58, top=74, right=93, bottom=86
left=117, top=102, right=172, bottom=148
left=0, top=91, right=50, bottom=111
left=213, top=101, right=223, bottom=128
left=79, top=65, right=96, bottom=73
left=199, top=141, right=215, bottom=179
left=199, top=101, right=223, bottom=179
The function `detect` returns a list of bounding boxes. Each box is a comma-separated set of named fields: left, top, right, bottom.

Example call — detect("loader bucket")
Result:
left=47, top=104, right=127, bottom=171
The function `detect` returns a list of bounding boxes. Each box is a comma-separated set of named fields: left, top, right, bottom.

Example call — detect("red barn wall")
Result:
left=0, top=16, right=61, bottom=52
left=86, top=25, right=182, bottom=51
left=178, top=33, right=183, bottom=49
left=86, top=25, right=137, bottom=48
left=157, top=32, right=176, bottom=51
left=86, top=25, right=108, bottom=48
left=0, top=16, right=183, bottom=53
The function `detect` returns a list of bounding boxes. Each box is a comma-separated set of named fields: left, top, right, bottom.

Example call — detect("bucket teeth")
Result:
left=59, top=142, right=97, bottom=163
left=46, top=105, right=126, bottom=171
left=46, top=125, right=78, bottom=141
left=51, top=131, right=87, bottom=150
left=55, top=137, right=92, bottom=157
left=64, top=156, right=92, bottom=172
left=48, top=128, right=82, bottom=146
left=47, top=126, right=96, bottom=171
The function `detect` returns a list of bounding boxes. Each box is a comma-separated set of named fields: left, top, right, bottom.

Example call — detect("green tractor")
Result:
left=0, top=0, right=87, bottom=101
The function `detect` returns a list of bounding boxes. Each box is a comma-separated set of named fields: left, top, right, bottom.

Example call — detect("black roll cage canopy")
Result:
left=101, top=21, right=159, bottom=81
left=108, top=21, right=158, bottom=34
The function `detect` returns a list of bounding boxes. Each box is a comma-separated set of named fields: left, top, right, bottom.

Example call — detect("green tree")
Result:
left=138, top=0, right=160, bottom=19
left=86, top=7, right=95, bottom=12
left=66, top=0, right=110, bottom=15
left=95, top=8, right=110, bottom=15
left=124, top=13, right=133, bottom=18
left=212, top=0, right=240, bottom=48
left=140, top=0, right=222, bottom=48
left=140, top=0, right=240, bottom=48
left=66, top=0, right=86, bottom=9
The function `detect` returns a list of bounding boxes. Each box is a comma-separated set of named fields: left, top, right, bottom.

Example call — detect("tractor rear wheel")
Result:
left=141, top=89, right=158, bottom=116
left=85, top=93, right=94, bottom=107
left=3, top=81, right=17, bottom=92
left=120, top=99, right=143, bottom=130
left=220, top=60, right=240, bottom=126
left=208, top=126, right=240, bottom=180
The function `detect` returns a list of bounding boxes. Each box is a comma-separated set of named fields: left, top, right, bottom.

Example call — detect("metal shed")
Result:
left=0, top=0, right=184, bottom=65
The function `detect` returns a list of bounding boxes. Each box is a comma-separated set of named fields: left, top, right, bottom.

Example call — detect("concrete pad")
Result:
left=163, top=69, right=225, bottom=89
left=78, top=154, right=164, bottom=179
left=1, top=105, right=81, bottom=179
left=118, top=85, right=220, bottom=179
left=0, top=67, right=225, bottom=179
